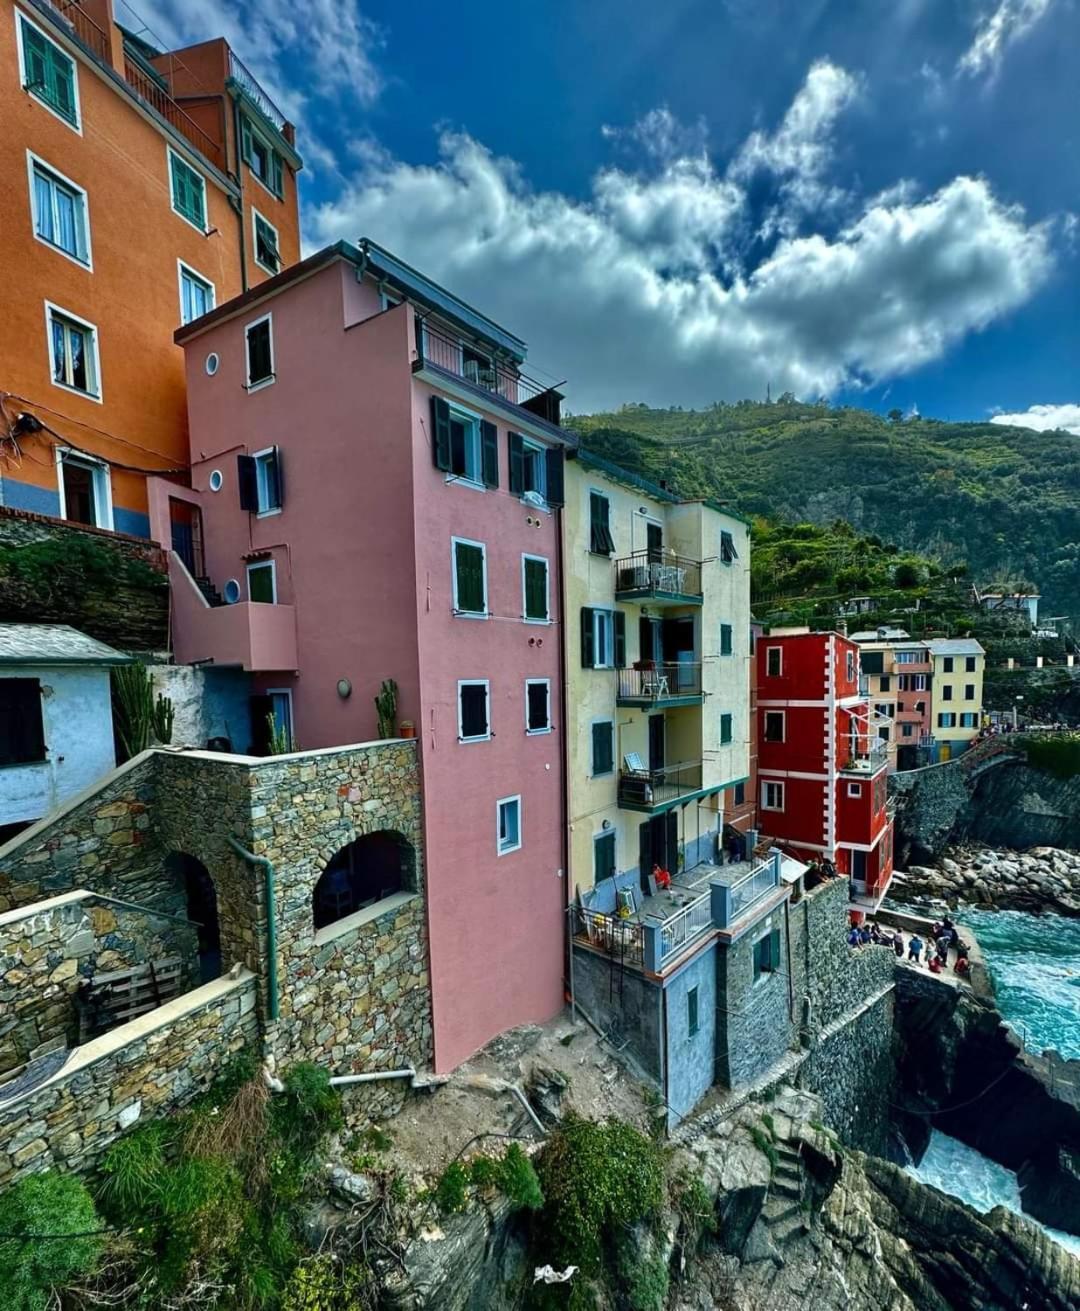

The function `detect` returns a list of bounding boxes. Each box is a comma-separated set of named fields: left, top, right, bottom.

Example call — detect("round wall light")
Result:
left=208, top=469, right=223, bottom=492
left=223, top=579, right=241, bottom=604
left=205, top=352, right=220, bottom=376
left=337, top=678, right=353, bottom=699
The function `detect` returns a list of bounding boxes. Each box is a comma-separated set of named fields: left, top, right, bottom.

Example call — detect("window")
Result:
left=507, top=433, right=563, bottom=505
left=46, top=303, right=99, bottom=399
left=964, top=684, right=976, bottom=701
left=312, top=830, right=412, bottom=932
left=901, top=723, right=914, bottom=738
left=249, top=447, right=282, bottom=514
left=733, top=781, right=746, bottom=805
left=497, top=795, right=521, bottom=855
left=590, top=491, right=614, bottom=554
left=896, top=650, right=922, bottom=664
left=521, top=439, right=546, bottom=498
left=766, top=646, right=782, bottom=677
left=452, top=539, right=487, bottom=616
left=246, top=559, right=276, bottom=603
left=267, top=689, right=293, bottom=749
left=581, top=607, right=624, bottom=669
left=431, top=399, right=497, bottom=487
left=18, top=15, right=78, bottom=127
left=879, top=675, right=891, bottom=692
left=846, top=651, right=856, bottom=682
left=526, top=679, right=551, bottom=734
left=720, top=623, right=733, bottom=656
left=753, top=929, right=781, bottom=981
left=458, top=681, right=490, bottom=741
left=942, top=656, right=954, bottom=673
left=591, top=720, right=615, bottom=776
left=761, top=780, right=784, bottom=811
left=253, top=209, right=281, bottom=274
left=29, top=156, right=89, bottom=264
left=245, top=314, right=274, bottom=389
left=687, top=986, right=700, bottom=1037
left=720, top=530, right=738, bottom=564
left=942, top=685, right=953, bottom=702
left=0, top=678, right=46, bottom=766
left=720, top=713, right=733, bottom=745
left=965, top=655, right=977, bottom=672
left=178, top=262, right=214, bottom=326
left=594, top=830, right=616, bottom=884
left=56, top=450, right=111, bottom=528
left=960, top=712, right=978, bottom=728
left=847, top=782, right=863, bottom=797
left=937, top=712, right=956, bottom=728
left=168, top=148, right=206, bottom=230
left=240, top=115, right=284, bottom=197
left=522, top=554, right=549, bottom=622
left=763, top=711, right=785, bottom=743
left=899, top=673, right=928, bottom=692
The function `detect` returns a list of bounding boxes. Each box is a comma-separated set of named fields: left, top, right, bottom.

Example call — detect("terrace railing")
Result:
left=618, top=759, right=703, bottom=809
left=416, top=323, right=557, bottom=415
left=658, top=892, right=713, bottom=960
left=228, top=49, right=289, bottom=135
left=728, top=858, right=779, bottom=922
left=44, top=0, right=109, bottom=62
left=615, top=551, right=703, bottom=600
left=616, top=663, right=703, bottom=703
left=123, top=56, right=225, bottom=170
left=573, top=906, right=645, bottom=967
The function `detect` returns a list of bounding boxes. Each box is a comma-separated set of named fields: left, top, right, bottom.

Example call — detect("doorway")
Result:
left=170, top=498, right=205, bottom=579
left=639, top=811, right=678, bottom=892
left=648, top=714, right=665, bottom=772
left=168, top=853, right=222, bottom=984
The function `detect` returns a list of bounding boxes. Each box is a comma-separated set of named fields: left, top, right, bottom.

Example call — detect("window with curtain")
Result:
left=180, top=265, right=214, bottom=325
left=32, top=162, right=88, bottom=262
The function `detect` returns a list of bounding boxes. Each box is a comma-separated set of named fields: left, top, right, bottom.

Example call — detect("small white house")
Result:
left=0, top=625, right=131, bottom=835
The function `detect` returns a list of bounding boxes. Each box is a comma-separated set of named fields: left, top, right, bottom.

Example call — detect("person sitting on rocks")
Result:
left=928, top=954, right=943, bottom=974
left=847, top=926, right=861, bottom=947
left=908, top=934, right=924, bottom=964
left=954, top=952, right=971, bottom=977
left=858, top=924, right=873, bottom=945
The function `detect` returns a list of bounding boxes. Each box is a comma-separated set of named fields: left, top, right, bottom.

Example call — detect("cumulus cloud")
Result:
left=991, top=403, right=1080, bottom=434
left=958, top=0, right=1055, bottom=78
left=306, top=62, right=1053, bottom=411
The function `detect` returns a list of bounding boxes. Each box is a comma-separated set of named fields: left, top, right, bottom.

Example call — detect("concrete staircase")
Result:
left=195, top=576, right=224, bottom=607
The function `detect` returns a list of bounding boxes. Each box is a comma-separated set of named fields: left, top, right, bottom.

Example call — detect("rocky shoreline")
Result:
left=891, top=843, right=1080, bottom=917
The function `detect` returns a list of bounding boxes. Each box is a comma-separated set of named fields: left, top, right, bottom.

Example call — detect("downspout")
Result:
left=555, top=494, right=573, bottom=1010
left=230, top=96, right=249, bottom=293
left=227, top=835, right=278, bottom=1021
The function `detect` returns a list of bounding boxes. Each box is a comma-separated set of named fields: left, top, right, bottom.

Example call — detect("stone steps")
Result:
left=771, top=1174, right=802, bottom=1199
left=767, top=1211, right=810, bottom=1245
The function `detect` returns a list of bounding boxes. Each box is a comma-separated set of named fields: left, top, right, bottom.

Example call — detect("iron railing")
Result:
left=123, top=56, right=225, bottom=170
left=573, top=906, right=645, bottom=966
left=729, top=859, right=777, bottom=921
left=617, top=663, right=703, bottom=702
left=228, top=49, right=289, bottom=134
left=658, top=892, right=712, bottom=959
left=417, top=322, right=555, bottom=413
left=839, top=739, right=888, bottom=772
left=618, top=759, right=703, bottom=809
left=44, top=0, right=109, bottom=62
left=615, top=550, right=703, bottom=599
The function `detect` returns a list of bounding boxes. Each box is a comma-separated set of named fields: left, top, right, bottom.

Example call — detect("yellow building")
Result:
left=563, top=450, right=751, bottom=899
left=926, top=638, right=985, bottom=757
left=851, top=631, right=903, bottom=770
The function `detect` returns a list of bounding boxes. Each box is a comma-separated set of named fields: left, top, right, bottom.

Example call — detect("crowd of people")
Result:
left=846, top=915, right=972, bottom=978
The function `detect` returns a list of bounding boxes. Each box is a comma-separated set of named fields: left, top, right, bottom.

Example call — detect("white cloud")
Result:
left=991, top=403, right=1080, bottom=434
left=307, top=66, right=1053, bottom=412
left=958, top=0, right=1055, bottom=79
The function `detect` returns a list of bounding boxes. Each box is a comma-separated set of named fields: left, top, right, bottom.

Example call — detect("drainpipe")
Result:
left=230, top=97, right=249, bottom=293
left=227, top=835, right=278, bottom=1021
left=555, top=494, right=573, bottom=1010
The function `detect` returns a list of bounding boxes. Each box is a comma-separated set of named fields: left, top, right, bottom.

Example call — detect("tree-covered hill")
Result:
left=571, top=399, right=1080, bottom=621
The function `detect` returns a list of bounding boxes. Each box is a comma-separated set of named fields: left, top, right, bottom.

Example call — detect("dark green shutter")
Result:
left=455, top=542, right=484, bottom=613
left=592, top=722, right=613, bottom=775
left=525, top=558, right=547, bottom=620
left=508, top=432, right=525, bottom=494
left=22, top=23, right=48, bottom=92
left=721, top=713, right=732, bottom=745
left=237, top=455, right=258, bottom=512
left=613, top=610, right=626, bottom=669
left=720, top=623, right=733, bottom=656
left=545, top=448, right=564, bottom=506
left=431, top=396, right=452, bottom=471
left=480, top=420, right=498, bottom=487
left=770, top=930, right=782, bottom=971
left=580, top=607, right=595, bottom=667
left=594, top=830, right=615, bottom=884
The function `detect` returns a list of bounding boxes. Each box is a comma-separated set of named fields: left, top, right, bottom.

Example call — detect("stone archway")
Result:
left=166, top=852, right=222, bottom=983
left=312, top=830, right=415, bottom=932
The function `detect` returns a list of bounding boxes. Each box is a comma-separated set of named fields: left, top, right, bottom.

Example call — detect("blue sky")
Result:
left=134, top=0, right=1079, bottom=427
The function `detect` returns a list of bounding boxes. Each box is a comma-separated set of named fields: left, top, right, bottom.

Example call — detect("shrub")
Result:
left=0, top=1171, right=104, bottom=1311
left=96, top=1121, right=174, bottom=1214
left=435, top=1162, right=469, bottom=1215
left=274, top=1064, right=344, bottom=1159
left=282, top=1253, right=376, bottom=1310
left=751, top=1126, right=779, bottom=1173
left=670, top=1171, right=716, bottom=1251
left=499, top=1144, right=544, bottom=1212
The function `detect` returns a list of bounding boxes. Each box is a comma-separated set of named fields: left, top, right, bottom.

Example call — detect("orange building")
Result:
left=0, top=0, right=301, bottom=537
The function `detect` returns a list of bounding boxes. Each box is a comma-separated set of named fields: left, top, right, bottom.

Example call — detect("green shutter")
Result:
left=721, top=714, right=732, bottom=745
left=480, top=420, right=499, bottom=487
left=720, top=623, right=733, bottom=656
left=580, top=607, right=595, bottom=667
left=455, top=542, right=484, bottom=613
left=592, top=722, right=613, bottom=775
left=171, top=154, right=205, bottom=227
left=22, top=21, right=76, bottom=125
left=545, top=448, right=564, bottom=506
left=770, top=930, right=782, bottom=971
left=508, top=432, right=525, bottom=494
left=431, top=396, right=452, bottom=471
left=524, top=558, right=547, bottom=620
left=613, top=610, right=626, bottom=669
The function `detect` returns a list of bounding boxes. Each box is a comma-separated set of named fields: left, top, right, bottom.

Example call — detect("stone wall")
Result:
left=571, top=946, right=663, bottom=1084
left=149, top=664, right=253, bottom=753
left=0, top=506, right=168, bottom=652
left=0, top=974, right=258, bottom=1187
left=716, top=909, right=793, bottom=1089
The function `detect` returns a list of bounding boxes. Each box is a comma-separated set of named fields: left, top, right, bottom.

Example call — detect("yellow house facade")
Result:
left=563, top=450, right=751, bottom=899
left=926, top=638, right=985, bottom=755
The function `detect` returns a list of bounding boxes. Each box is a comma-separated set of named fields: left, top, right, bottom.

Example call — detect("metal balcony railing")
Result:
left=658, top=892, right=713, bottom=959
left=618, top=759, right=703, bottom=809
left=617, top=663, right=702, bottom=703
left=839, top=740, right=889, bottom=772
left=228, top=49, right=289, bottom=135
left=615, top=551, right=703, bottom=600
left=728, top=858, right=778, bottom=922
left=44, top=0, right=109, bottom=62
left=416, top=323, right=559, bottom=417
left=123, top=56, right=225, bottom=170
left=573, top=906, right=645, bottom=967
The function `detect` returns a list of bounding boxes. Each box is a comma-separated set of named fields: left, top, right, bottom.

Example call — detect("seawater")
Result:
left=910, top=1130, right=1080, bottom=1259
left=958, top=908, right=1080, bottom=1060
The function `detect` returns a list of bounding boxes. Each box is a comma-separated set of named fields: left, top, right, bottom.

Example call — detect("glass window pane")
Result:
left=33, top=170, right=53, bottom=242
left=51, top=318, right=66, bottom=384
left=54, top=186, right=76, bottom=255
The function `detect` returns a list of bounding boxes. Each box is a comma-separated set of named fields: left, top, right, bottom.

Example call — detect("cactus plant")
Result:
left=111, top=663, right=154, bottom=761
left=374, top=678, right=398, bottom=738
left=152, top=691, right=175, bottom=745
left=266, top=711, right=294, bottom=755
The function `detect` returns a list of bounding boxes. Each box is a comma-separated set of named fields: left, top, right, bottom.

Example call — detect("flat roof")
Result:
left=574, top=448, right=752, bottom=526
left=0, top=624, right=133, bottom=666
left=924, top=638, right=985, bottom=656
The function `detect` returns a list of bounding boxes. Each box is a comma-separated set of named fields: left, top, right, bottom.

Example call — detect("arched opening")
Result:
left=313, top=830, right=414, bottom=931
left=167, top=852, right=222, bottom=983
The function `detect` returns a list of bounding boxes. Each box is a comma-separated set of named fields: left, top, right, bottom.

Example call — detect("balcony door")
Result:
left=645, top=520, right=663, bottom=562
left=639, top=811, right=678, bottom=890
left=663, top=616, right=696, bottom=691
left=852, top=849, right=867, bottom=882
left=170, top=498, right=205, bottom=579
left=648, top=713, right=665, bottom=772
left=639, top=616, right=662, bottom=666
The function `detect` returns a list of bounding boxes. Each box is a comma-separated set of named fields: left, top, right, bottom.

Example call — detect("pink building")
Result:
left=150, top=240, right=573, bottom=1071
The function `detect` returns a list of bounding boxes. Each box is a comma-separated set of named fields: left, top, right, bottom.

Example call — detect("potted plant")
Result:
left=400, top=720, right=416, bottom=739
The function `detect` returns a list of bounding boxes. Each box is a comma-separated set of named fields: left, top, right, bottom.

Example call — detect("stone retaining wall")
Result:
left=0, top=973, right=258, bottom=1187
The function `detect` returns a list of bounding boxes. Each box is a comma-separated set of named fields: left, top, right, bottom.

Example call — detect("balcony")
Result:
left=615, top=551, right=703, bottom=606
left=892, top=658, right=931, bottom=675
left=616, top=663, right=703, bottom=708
left=618, top=759, right=704, bottom=812
left=413, top=323, right=565, bottom=437
left=228, top=50, right=290, bottom=138
left=42, top=0, right=108, bottom=62
left=122, top=55, right=225, bottom=170
left=168, top=555, right=297, bottom=673
left=839, top=739, right=888, bottom=774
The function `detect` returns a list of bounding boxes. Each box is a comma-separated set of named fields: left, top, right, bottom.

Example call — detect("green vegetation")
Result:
left=751, top=1124, right=779, bottom=1172
left=0, top=1171, right=104, bottom=1311
left=280, top=1254, right=376, bottom=1310
left=573, top=399, right=1080, bottom=621
left=1017, top=732, right=1080, bottom=778
left=670, top=1171, right=717, bottom=1252
left=374, top=678, right=398, bottom=739
left=434, top=1161, right=470, bottom=1215
left=111, top=663, right=174, bottom=760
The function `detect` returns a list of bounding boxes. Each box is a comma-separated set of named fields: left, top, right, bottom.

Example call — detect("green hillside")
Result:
left=571, top=399, right=1080, bottom=621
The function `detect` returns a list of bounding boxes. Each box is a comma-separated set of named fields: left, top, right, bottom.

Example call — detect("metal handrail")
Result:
left=228, top=48, right=289, bottom=133
left=657, top=891, right=712, bottom=959
left=123, top=56, right=225, bottom=170
left=573, top=906, right=645, bottom=966
left=417, top=322, right=552, bottom=410
left=617, top=663, right=703, bottom=701
left=44, top=0, right=109, bottom=61
left=618, top=759, right=703, bottom=808
left=729, top=858, right=777, bottom=920
left=615, top=550, right=703, bottom=598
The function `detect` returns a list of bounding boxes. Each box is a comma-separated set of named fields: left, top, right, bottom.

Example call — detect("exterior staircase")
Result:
left=761, top=1140, right=810, bottom=1252
left=195, top=576, right=224, bottom=607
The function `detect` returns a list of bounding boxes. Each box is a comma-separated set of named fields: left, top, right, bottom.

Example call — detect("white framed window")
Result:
left=167, top=146, right=206, bottom=232
left=522, top=554, right=550, bottom=623
left=253, top=208, right=281, bottom=274
left=766, top=646, right=782, bottom=677
left=521, top=438, right=547, bottom=500
left=896, top=650, right=922, bottom=665
left=497, top=794, right=522, bottom=856
left=45, top=301, right=100, bottom=401
left=761, top=780, right=785, bottom=811
left=591, top=609, right=616, bottom=669
left=27, top=152, right=90, bottom=266
left=16, top=11, right=80, bottom=132
left=847, top=782, right=863, bottom=798
left=55, top=448, right=112, bottom=529
left=252, top=447, right=282, bottom=515
left=452, top=537, right=487, bottom=617
left=246, top=559, right=276, bottom=603
left=846, top=650, right=856, bottom=682
left=458, top=680, right=490, bottom=742
left=763, top=710, right=785, bottom=743
left=525, top=679, right=551, bottom=734
left=245, top=313, right=274, bottom=390
left=266, top=688, right=294, bottom=750
left=178, top=261, right=215, bottom=326
left=240, top=114, right=284, bottom=198
left=446, top=405, right=483, bottom=485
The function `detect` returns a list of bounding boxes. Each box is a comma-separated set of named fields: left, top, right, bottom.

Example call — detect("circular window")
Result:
left=208, top=469, right=223, bottom=492
left=223, top=579, right=241, bottom=604
left=205, top=352, right=220, bottom=376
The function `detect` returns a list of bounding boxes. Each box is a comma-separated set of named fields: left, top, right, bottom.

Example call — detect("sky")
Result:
left=126, top=0, right=1079, bottom=427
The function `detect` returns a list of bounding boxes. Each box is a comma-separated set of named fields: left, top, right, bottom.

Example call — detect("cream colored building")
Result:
left=563, top=450, right=751, bottom=899
left=852, top=634, right=901, bottom=770
left=926, top=638, right=985, bottom=756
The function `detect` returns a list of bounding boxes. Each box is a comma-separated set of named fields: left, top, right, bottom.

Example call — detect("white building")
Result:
left=0, top=625, right=131, bottom=836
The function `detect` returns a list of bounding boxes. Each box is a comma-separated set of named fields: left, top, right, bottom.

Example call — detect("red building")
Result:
left=755, top=628, right=894, bottom=906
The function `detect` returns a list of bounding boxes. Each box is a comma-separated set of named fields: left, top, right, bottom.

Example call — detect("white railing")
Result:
left=658, top=892, right=712, bottom=960
left=729, top=859, right=776, bottom=921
